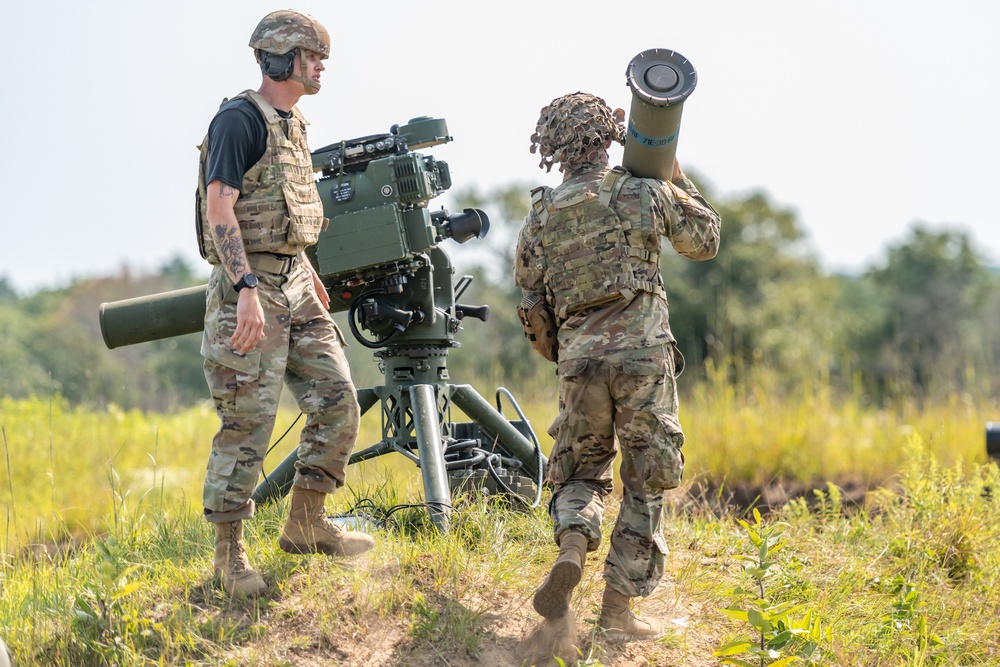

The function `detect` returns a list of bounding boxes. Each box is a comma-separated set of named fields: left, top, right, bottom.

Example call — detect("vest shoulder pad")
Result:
left=235, top=89, right=285, bottom=125
left=598, top=166, right=631, bottom=207
left=217, top=97, right=244, bottom=114
left=530, top=186, right=551, bottom=223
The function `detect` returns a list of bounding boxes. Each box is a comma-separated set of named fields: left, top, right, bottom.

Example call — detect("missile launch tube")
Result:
left=99, top=285, right=208, bottom=349
left=622, top=48, right=698, bottom=181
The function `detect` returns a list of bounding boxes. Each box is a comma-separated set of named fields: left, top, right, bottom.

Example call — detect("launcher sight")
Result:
left=306, top=116, right=489, bottom=346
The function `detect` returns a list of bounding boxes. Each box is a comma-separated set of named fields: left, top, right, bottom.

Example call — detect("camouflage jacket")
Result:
left=513, top=162, right=720, bottom=360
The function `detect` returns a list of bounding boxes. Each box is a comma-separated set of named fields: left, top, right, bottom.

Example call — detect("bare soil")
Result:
left=238, top=554, right=721, bottom=667
left=224, top=475, right=877, bottom=666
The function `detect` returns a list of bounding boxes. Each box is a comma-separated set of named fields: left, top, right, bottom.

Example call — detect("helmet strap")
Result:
left=288, top=48, right=321, bottom=95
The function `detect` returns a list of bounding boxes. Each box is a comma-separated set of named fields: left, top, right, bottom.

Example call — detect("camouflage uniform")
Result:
left=514, top=94, right=721, bottom=598
left=201, top=262, right=359, bottom=522
left=198, top=88, right=359, bottom=524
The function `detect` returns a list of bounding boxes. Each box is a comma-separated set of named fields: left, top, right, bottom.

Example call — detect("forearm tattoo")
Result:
left=213, top=224, right=247, bottom=279
left=212, top=185, right=246, bottom=280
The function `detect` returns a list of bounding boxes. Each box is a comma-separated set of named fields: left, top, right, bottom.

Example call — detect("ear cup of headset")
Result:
left=259, top=50, right=296, bottom=82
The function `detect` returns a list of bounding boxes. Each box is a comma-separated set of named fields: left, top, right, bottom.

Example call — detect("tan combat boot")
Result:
left=598, top=586, right=665, bottom=641
left=279, top=486, right=375, bottom=557
left=214, top=520, right=267, bottom=596
left=532, top=530, right=588, bottom=619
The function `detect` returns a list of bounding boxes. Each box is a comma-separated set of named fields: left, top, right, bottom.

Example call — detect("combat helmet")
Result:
left=530, top=92, right=626, bottom=173
left=249, top=10, right=330, bottom=94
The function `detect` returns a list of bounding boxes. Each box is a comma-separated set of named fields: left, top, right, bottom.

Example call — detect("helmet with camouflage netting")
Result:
left=529, top=92, right=626, bottom=173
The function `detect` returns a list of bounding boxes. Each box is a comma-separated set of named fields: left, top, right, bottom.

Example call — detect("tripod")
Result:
left=251, top=247, right=546, bottom=532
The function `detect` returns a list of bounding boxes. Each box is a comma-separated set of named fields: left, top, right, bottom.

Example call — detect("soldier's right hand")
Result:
left=671, top=158, right=685, bottom=182
left=231, top=289, right=266, bottom=354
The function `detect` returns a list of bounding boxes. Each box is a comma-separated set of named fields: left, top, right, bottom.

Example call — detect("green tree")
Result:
left=662, top=186, right=839, bottom=385
left=846, top=226, right=996, bottom=402
left=0, top=276, right=18, bottom=302
left=6, top=260, right=210, bottom=411
left=445, top=184, right=558, bottom=400
left=0, top=301, right=52, bottom=398
left=446, top=183, right=534, bottom=285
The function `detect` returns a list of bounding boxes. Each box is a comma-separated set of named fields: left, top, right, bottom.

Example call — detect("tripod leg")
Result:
left=409, top=384, right=452, bottom=532
left=451, top=384, right=546, bottom=479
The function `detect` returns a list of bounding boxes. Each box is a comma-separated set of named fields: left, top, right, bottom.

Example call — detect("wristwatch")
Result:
left=233, top=273, right=259, bottom=292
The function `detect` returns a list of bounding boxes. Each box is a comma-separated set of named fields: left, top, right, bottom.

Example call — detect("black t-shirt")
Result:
left=204, top=98, right=293, bottom=191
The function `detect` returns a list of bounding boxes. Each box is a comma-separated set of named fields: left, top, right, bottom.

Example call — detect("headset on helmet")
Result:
left=249, top=10, right=330, bottom=93
left=257, top=50, right=297, bottom=82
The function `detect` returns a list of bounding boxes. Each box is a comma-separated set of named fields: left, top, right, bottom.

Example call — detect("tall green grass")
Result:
left=0, top=396, right=411, bottom=554
left=686, top=361, right=989, bottom=488
left=1, top=363, right=993, bottom=554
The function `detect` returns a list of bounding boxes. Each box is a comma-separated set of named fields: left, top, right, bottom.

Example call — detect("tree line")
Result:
left=1, top=178, right=997, bottom=412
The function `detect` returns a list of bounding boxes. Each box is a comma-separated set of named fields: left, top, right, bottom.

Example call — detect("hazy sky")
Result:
left=3, top=0, right=997, bottom=294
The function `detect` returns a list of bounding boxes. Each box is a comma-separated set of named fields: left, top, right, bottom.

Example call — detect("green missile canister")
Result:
left=99, top=284, right=207, bottom=349
left=622, top=48, right=698, bottom=181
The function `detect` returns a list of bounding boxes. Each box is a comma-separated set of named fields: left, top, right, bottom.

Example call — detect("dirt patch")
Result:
left=222, top=475, right=877, bottom=665
left=232, top=547, right=725, bottom=667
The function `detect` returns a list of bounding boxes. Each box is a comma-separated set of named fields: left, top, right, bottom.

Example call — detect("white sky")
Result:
left=2, top=0, right=997, bottom=293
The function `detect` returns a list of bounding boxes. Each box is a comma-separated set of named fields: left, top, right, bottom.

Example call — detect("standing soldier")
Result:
left=195, top=10, right=374, bottom=596
left=514, top=92, right=721, bottom=640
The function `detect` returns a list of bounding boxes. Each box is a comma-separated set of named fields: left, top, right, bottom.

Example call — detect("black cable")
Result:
left=347, top=289, right=404, bottom=349
left=257, top=411, right=304, bottom=497
left=335, top=497, right=455, bottom=533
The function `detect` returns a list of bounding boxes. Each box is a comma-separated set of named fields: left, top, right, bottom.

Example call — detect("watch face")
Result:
left=236, top=273, right=259, bottom=292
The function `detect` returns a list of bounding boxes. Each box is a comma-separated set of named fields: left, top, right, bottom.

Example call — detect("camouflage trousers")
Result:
left=201, top=262, right=360, bottom=523
left=545, top=344, right=685, bottom=598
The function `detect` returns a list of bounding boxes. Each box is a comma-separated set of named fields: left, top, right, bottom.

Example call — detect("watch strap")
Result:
left=234, top=273, right=259, bottom=292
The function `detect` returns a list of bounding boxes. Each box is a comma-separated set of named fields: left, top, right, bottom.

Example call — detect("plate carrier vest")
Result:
left=531, top=166, right=666, bottom=321
left=195, top=90, right=328, bottom=263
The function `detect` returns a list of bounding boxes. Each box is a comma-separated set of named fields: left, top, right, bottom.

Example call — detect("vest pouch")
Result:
left=195, top=186, right=210, bottom=260
left=281, top=181, right=327, bottom=245
left=517, top=292, right=559, bottom=362
left=544, top=204, right=636, bottom=318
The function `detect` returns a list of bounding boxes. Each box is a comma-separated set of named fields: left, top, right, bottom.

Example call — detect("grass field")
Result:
left=1, top=371, right=990, bottom=553
left=0, top=377, right=997, bottom=665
